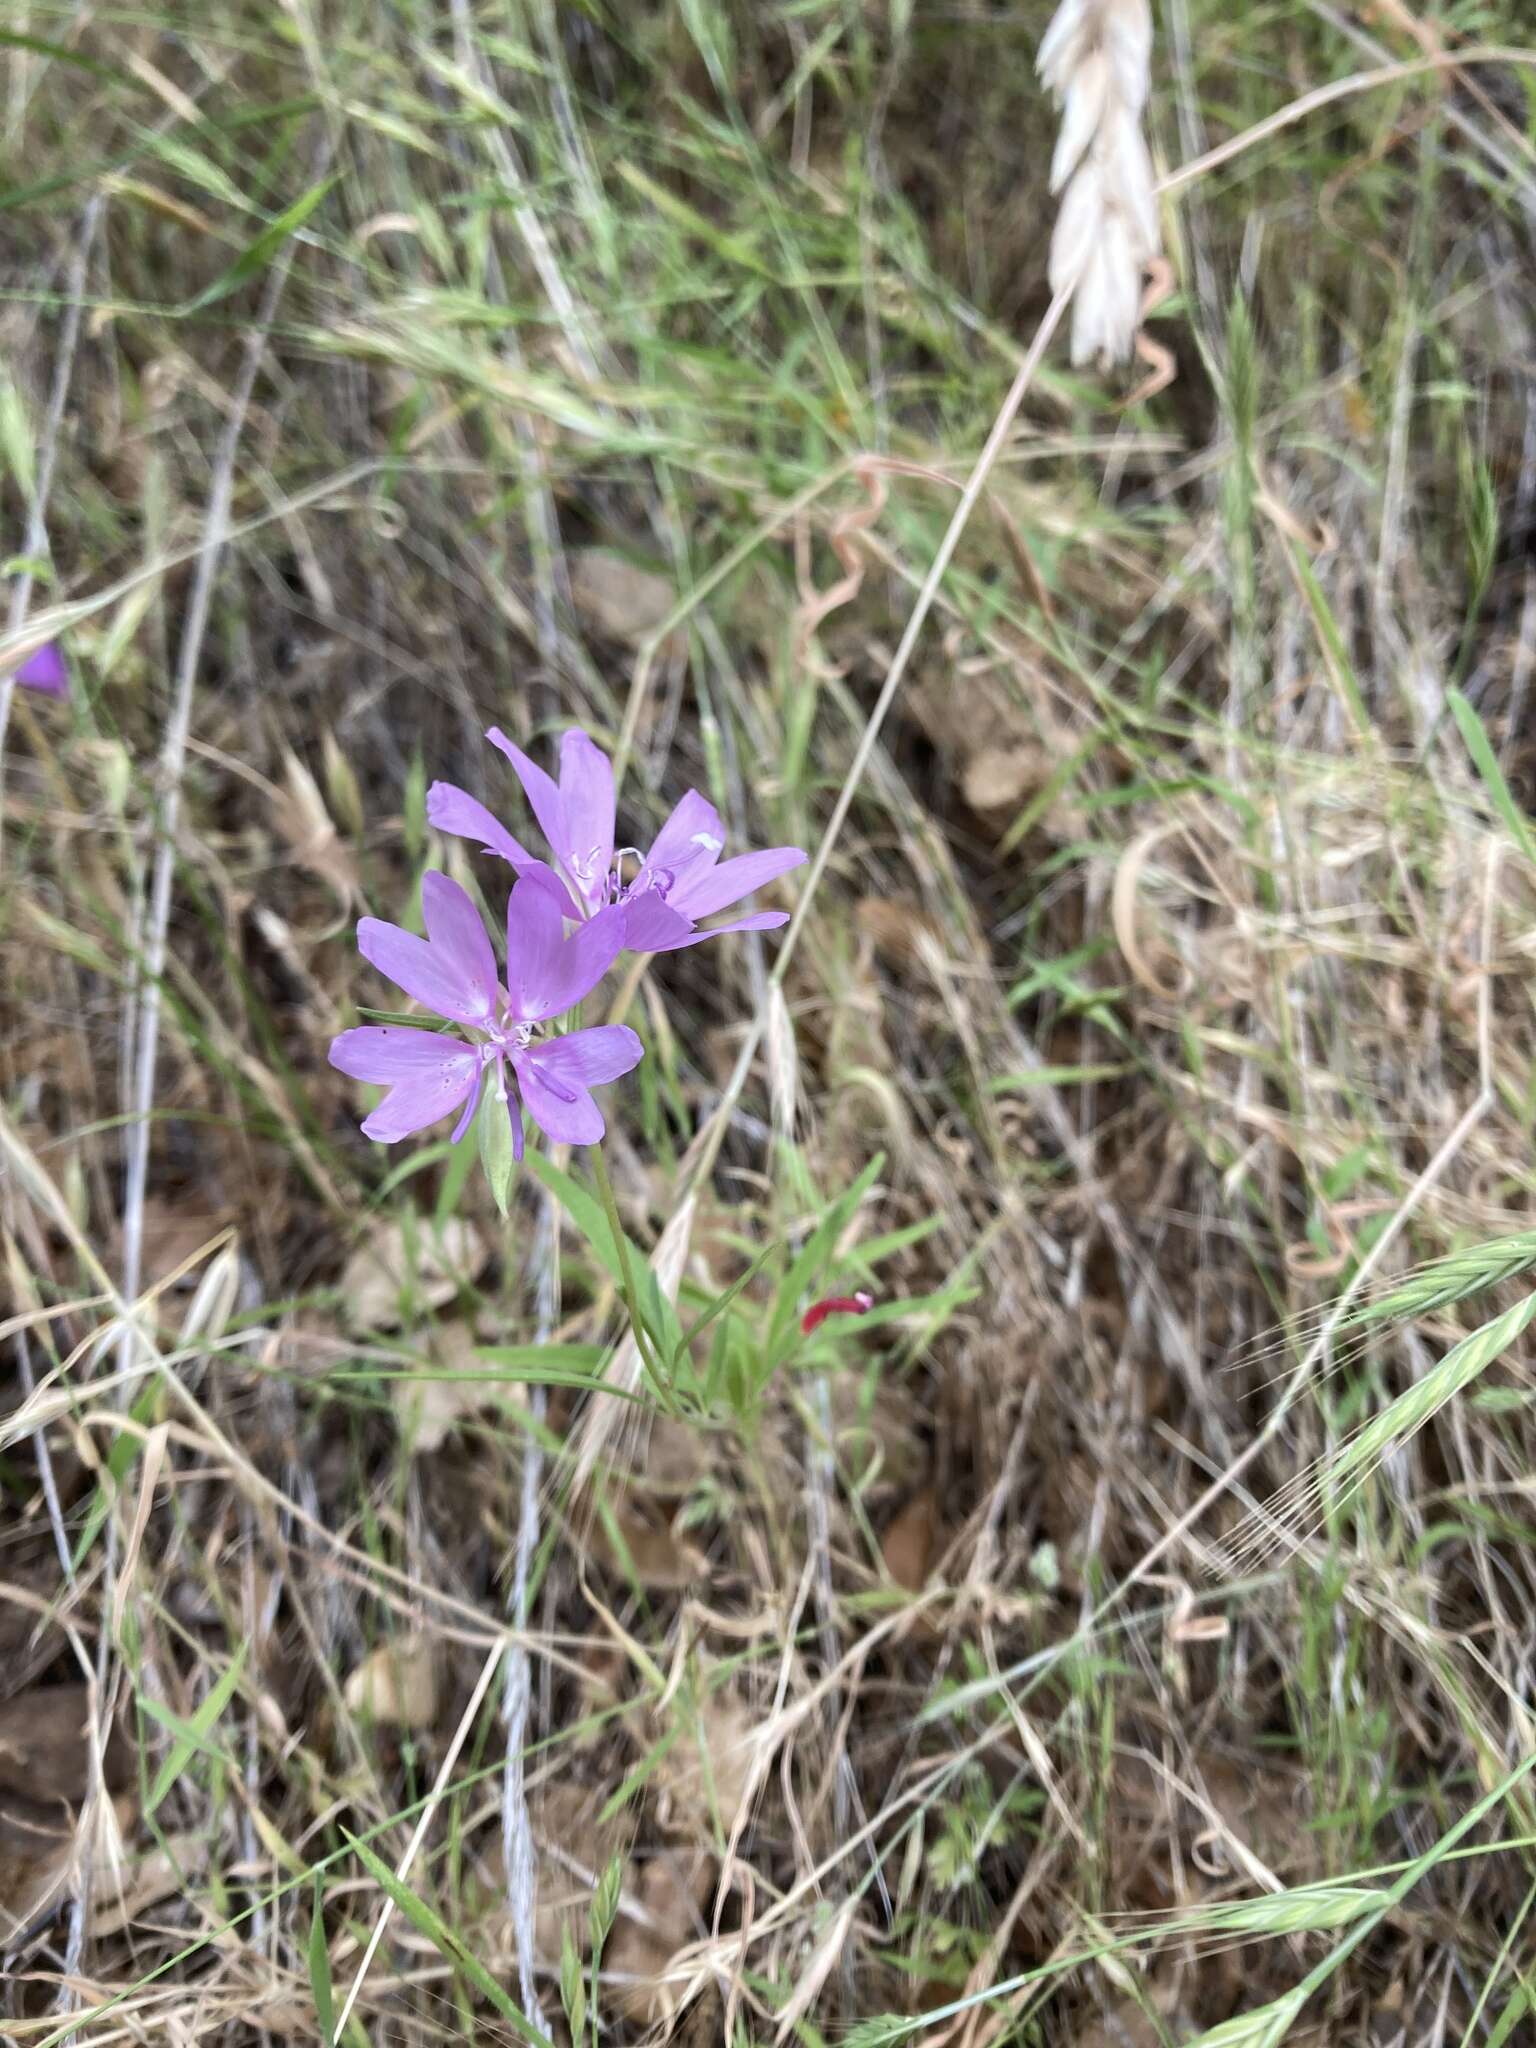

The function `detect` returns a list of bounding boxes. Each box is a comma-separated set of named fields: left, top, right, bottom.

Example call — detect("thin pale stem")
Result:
left=333, top=1637, right=507, bottom=2039
left=114, top=248, right=298, bottom=1394
left=501, top=1189, right=557, bottom=2038
left=678, top=282, right=1074, bottom=1201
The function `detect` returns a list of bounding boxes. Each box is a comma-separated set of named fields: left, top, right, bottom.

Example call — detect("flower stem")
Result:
left=590, top=1144, right=674, bottom=1412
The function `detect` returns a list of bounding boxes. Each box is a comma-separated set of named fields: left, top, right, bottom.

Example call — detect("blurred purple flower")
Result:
left=328, top=871, right=640, bottom=1152
left=428, top=727, right=806, bottom=952
left=13, top=641, right=67, bottom=698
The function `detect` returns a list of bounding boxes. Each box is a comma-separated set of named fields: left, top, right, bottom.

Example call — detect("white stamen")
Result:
left=566, top=844, right=607, bottom=898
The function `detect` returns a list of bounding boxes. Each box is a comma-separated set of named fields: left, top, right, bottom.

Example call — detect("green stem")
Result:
left=589, top=1144, right=673, bottom=1413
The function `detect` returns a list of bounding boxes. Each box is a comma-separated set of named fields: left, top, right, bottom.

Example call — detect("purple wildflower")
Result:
left=428, top=727, right=806, bottom=953
left=328, top=871, right=641, bottom=1154
left=13, top=642, right=67, bottom=698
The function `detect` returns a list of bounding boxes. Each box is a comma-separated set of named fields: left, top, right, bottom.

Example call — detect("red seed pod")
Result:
left=800, top=1290, right=875, bottom=1336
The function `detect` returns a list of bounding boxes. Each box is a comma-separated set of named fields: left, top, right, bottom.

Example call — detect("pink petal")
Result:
left=15, top=642, right=67, bottom=698
left=515, top=1059, right=605, bottom=1146
left=504, top=875, right=565, bottom=1022
left=511, top=1025, right=642, bottom=1147
left=518, top=861, right=584, bottom=920
left=644, top=908, right=790, bottom=953
left=358, top=917, right=487, bottom=1027
left=328, top=1026, right=480, bottom=1143
left=426, top=784, right=580, bottom=914
left=364, top=1068, right=480, bottom=1143
left=535, top=902, right=629, bottom=1018
left=507, top=888, right=627, bottom=1022
left=555, top=730, right=615, bottom=900
left=487, top=726, right=565, bottom=865
left=667, top=845, right=806, bottom=920
left=450, top=1085, right=481, bottom=1145
left=527, top=1023, right=643, bottom=1086
left=616, top=894, right=695, bottom=953
left=640, top=788, right=724, bottom=893
left=427, top=781, right=536, bottom=868
left=329, top=1023, right=471, bottom=1081
left=420, top=872, right=499, bottom=1024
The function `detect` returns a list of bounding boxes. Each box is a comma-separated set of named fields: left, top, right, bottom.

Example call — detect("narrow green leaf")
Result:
left=559, top=1922, right=586, bottom=2038
left=469, top=1343, right=605, bottom=1373
left=616, top=160, right=773, bottom=276
left=146, top=1642, right=248, bottom=1818
left=149, top=135, right=248, bottom=211
left=309, top=1877, right=335, bottom=2048
left=1486, top=1989, right=1530, bottom=2048
left=850, top=1215, right=946, bottom=1268
left=22, top=900, right=124, bottom=982
left=0, top=365, right=35, bottom=498
left=433, top=1120, right=479, bottom=1224
left=524, top=1151, right=684, bottom=1360
left=524, top=1151, right=625, bottom=1283
left=986, top=1062, right=1135, bottom=1091
left=403, top=751, right=427, bottom=863
left=185, top=176, right=336, bottom=312
left=344, top=1831, right=548, bottom=2045
left=0, top=30, right=116, bottom=74
left=589, top=1851, right=623, bottom=2045
left=73, top=1392, right=158, bottom=1571
left=672, top=1241, right=776, bottom=1369
left=1447, top=687, right=1536, bottom=868
left=1289, top=541, right=1370, bottom=736
left=768, top=1154, right=883, bottom=1360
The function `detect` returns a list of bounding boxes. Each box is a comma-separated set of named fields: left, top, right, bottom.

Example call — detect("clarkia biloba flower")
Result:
left=329, top=729, right=803, bottom=2005
left=329, top=871, right=640, bottom=1154
left=429, top=726, right=806, bottom=952
left=335, top=727, right=804, bottom=1176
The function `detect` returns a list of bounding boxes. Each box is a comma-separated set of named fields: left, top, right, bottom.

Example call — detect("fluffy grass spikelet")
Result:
left=1191, top=1884, right=1384, bottom=1938
left=1348, top=1230, right=1536, bottom=1327
left=1037, top=0, right=1160, bottom=366
left=1233, top=1290, right=1536, bottom=1565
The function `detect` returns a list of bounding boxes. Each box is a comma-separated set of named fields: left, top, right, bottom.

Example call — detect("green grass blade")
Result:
left=145, top=1642, right=248, bottom=1819
left=1447, top=687, right=1536, bottom=867
left=308, top=1876, right=335, bottom=2048
left=345, top=1832, right=548, bottom=2043
left=185, top=176, right=337, bottom=312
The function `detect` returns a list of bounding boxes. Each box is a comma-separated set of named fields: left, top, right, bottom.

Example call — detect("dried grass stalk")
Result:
left=1037, top=0, right=1160, bottom=366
